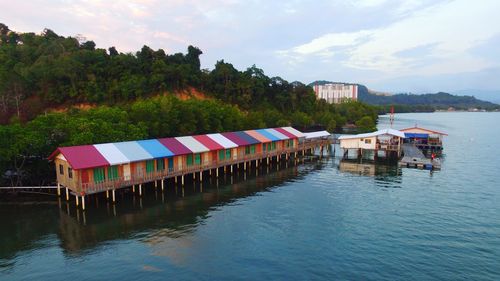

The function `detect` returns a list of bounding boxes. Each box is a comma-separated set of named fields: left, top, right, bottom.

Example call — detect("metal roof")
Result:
left=176, top=136, right=210, bottom=153
left=206, top=133, right=238, bottom=149
left=399, top=126, right=447, bottom=136
left=137, top=139, right=174, bottom=158
left=244, top=130, right=271, bottom=143
left=235, top=131, right=261, bottom=145
left=280, top=127, right=305, bottom=138
left=158, top=138, right=192, bottom=155
left=255, top=129, right=280, bottom=141
left=274, top=127, right=297, bottom=139
left=221, top=132, right=248, bottom=146
left=265, top=128, right=289, bottom=140
left=56, top=145, right=109, bottom=170
left=304, top=131, right=331, bottom=139
left=193, top=135, right=225, bottom=150
left=94, top=143, right=130, bottom=165
left=113, top=141, right=153, bottom=162
left=338, top=129, right=405, bottom=140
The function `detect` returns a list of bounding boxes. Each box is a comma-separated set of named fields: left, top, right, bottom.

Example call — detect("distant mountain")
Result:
left=452, top=89, right=500, bottom=104
left=309, top=81, right=500, bottom=111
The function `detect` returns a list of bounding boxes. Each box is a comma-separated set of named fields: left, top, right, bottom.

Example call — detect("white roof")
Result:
left=176, top=136, right=210, bottom=153
left=206, top=133, right=238, bottom=149
left=94, top=143, right=130, bottom=165
left=338, top=128, right=405, bottom=140
left=304, top=131, right=331, bottom=139
left=282, top=127, right=305, bottom=138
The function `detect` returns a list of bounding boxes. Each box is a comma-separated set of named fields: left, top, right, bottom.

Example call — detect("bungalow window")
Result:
left=225, top=149, right=231, bottom=159
left=365, top=139, right=371, bottom=144
left=59, top=164, right=64, bottom=175
left=108, top=165, right=119, bottom=180
left=146, top=160, right=155, bottom=173
left=219, top=150, right=225, bottom=160
left=194, top=154, right=201, bottom=165
left=68, top=167, right=73, bottom=179
left=157, top=158, right=165, bottom=171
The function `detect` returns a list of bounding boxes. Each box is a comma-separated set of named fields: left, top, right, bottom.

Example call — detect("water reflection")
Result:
left=337, top=159, right=403, bottom=188
left=0, top=160, right=328, bottom=267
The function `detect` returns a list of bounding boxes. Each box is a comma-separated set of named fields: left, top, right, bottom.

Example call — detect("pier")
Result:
left=399, top=143, right=441, bottom=169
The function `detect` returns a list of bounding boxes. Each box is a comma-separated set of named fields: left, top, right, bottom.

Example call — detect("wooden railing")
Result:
left=78, top=139, right=331, bottom=195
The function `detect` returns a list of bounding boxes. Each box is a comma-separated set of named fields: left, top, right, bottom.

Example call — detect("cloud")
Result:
left=278, top=0, right=500, bottom=77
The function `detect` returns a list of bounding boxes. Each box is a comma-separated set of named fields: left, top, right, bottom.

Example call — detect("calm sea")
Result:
left=1, top=112, right=499, bottom=280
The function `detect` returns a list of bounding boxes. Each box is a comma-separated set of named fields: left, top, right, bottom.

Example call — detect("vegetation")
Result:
left=0, top=24, right=379, bottom=186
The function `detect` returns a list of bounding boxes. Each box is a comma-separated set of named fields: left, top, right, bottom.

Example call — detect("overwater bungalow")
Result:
left=338, top=128, right=406, bottom=160
left=399, top=126, right=447, bottom=153
left=48, top=127, right=331, bottom=209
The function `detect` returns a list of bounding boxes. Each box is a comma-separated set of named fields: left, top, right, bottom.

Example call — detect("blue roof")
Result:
left=404, top=133, right=429, bottom=139
left=255, top=129, right=280, bottom=141
left=235, top=131, right=260, bottom=145
left=137, top=139, right=174, bottom=158
left=114, top=141, right=153, bottom=162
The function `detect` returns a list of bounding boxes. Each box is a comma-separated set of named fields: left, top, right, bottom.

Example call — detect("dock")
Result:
left=399, top=143, right=440, bottom=169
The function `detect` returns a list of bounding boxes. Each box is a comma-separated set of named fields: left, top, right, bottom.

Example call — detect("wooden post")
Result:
left=132, top=185, right=135, bottom=193
left=216, top=168, right=219, bottom=178
left=75, top=195, right=79, bottom=207
left=244, top=162, right=246, bottom=171
left=230, top=165, right=233, bottom=173
left=161, top=179, right=164, bottom=191
left=106, top=190, right=109, bottom=199
left=181, top=175, right=185, bottom=186
left=65, top=187, right=69, bottom=201
left=154, top=180, right=157, bottom=188
left=82, top=196, right=86, bottom=211
left=57, top=183, right=61, bottom=197
left=112, top=189, right=116, bottom=203
left=200, top=171, right=203, bottom=182
left=139, top=184, right=142, bottom=196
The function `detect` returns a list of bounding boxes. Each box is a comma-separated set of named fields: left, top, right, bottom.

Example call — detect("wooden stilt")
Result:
left=76, top=195, right=79, bottom=206
left=216, top=168, right=219, bottom=178
left=181, top=175, right=185, bottom=186
left=200, top=171, right=203, bottom=181
left=132, top=185, right=135, bottom=193
left=161, top=179, right=164, bottom=191
left=155, top=180, right=157, bottom=188
left=139, top=184, right=142, bottom=196
left=106, top=190, right=109, bottom=199
left=82, top=196, right=86, bottom=210
left=66, top=187, right=69, bottom=201
left=112, top=189, right=116, bottom=203
left=57, top=183, right=61, bottom=197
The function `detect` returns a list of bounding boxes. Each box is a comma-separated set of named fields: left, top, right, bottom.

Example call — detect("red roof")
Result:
left=274, top=127, right=297, bottom=139
left=193, top=135, right=224, bottom=150
left=49, top=145, right=110, bottom=170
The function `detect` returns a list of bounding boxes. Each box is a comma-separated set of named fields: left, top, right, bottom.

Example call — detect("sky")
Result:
left=1, top=0, right=500, bottom=93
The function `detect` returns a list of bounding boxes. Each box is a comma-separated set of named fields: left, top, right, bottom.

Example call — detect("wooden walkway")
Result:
left=399, top=143, right=440, bottom=169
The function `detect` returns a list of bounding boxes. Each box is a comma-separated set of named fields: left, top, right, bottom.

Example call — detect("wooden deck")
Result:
left=399, top=143, right=440, bottom=170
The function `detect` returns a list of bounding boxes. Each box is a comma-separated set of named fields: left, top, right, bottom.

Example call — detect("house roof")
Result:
left=280, top=127, right=305, bottom=138
left=303, top=131, right=331, bottom=139
left=399, top=126, right=448, bottom=136
left=338, top=128, right=405, bottom=140
left=94, top=143, right=130, bottom=165
left=158, top=138, right=192, bottom=155
left=244, top=130, right=271, bottom=143
left=176, top=136, right=210, bottom=153
left=137, top=139, right=174, bottom=158
left=255, top=129, right=280, bottom=141
left=205, top=133, right=238, bottom=149
left=193, top=135, right=225, bottom=150
left=113, top=141, right=153, bottom=162
left=50, top=145, right=110, bottom=170
left=265, top=128, right=289, bottom=140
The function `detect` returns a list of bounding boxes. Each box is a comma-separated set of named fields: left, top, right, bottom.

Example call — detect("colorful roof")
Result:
left=49, top=127, right=330, bottom=170
left=137, top=139, right=174, bottom=158
left=158, top=138, right=192, bottom=155
left=221, top=132, right=248, bottom=146
left=235, top=131, right=260, bottom=145
left=255, top=129, right=280, bottom=141
left=175, top=136, right=209, bottom=153
left=245, top=130, right=271, bottom=143
left=193, top=135, right=225, bottom=150
left=206, top=133, right=238, bottom=149
left=114, top=141, right=152, bottom=162
left=281, top=127, right=305, bottom=138
left=94, top=143, right=129, bottom=165
left=265, top=128, right=289, bottom=140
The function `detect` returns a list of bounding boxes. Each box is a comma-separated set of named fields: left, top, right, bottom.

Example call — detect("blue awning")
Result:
left=405, top=133, right=429, bottom=138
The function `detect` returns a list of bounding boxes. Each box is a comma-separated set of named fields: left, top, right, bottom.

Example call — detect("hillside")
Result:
left=309, top=81, right=500, bottom=111
left=0, top=24, right=380, bottom=186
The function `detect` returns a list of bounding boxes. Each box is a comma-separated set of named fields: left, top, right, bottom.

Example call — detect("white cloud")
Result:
left=279, top=0, right=500, bottom=77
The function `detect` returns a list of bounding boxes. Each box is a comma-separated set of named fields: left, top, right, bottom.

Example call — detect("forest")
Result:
left=0, top=24, right=379, bottom=186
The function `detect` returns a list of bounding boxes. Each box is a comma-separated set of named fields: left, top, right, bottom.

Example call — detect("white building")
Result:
left=313, top=83, right=358, bottom=104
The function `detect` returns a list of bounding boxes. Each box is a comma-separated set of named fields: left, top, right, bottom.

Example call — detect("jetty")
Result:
left=47, top=127, right=332, bottom=210
left=399, top=143, right=441, bottom=169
